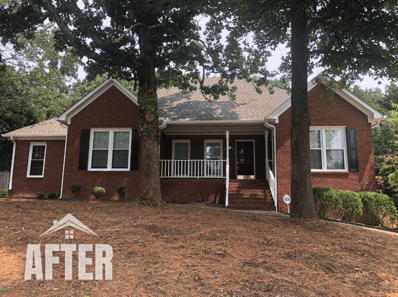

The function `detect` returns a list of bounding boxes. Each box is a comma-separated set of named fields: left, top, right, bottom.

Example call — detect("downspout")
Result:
left=59, top=128, right=68, bottom=199
left=9, top=136, right=16, bottom=191
left=264, top=118, right=278, bottom=212
left=225, top=131, right=229, bottom=207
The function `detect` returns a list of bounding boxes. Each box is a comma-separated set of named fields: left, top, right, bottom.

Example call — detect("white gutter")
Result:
left=9, top=136, right=16, bottom=191
left=264, top=118, right=278, bottom=212
left=59, top=128, right=68, bottom=199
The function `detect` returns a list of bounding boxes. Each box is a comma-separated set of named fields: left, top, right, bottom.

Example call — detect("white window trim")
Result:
left=27, top=142, right=47, bottom=178
left=310, top=126, right=348, bottom=172
left=204, top=139, right=223, bottom=160
left=88, top=128, right=132, bottom=171
left=172, top=139, right=191, bottom=160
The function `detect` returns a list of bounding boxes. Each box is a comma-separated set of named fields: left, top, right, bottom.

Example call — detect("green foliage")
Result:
left=359, top=192, right=398, bottom=226
left=47, top=191, right=57, bottom=199
left=337, top=191, right=363, bottom=222
left=380, top=83, right=398, bottom=113
left=70, top=184, right=81, bottom=198
left=313, top=187, right=341, bottom=219
left=350, top=85, right=385, bottom=113
left=37, top=192, right=45, bottom=199
left=116, top=186, right=126, bottom=200
left=91, top=187, right=105, bottom=199
left=376, top=153, right=398, bottom=197
left=372, top=121, right=398, bottom=173
left=0, top=189, right=9, bottom=198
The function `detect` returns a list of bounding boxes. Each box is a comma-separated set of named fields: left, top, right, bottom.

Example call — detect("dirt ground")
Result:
left=1, top=199, right=398, bottom=296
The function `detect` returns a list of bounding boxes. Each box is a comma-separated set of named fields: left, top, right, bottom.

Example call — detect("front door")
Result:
left=236, top=140, right=255, bottom=179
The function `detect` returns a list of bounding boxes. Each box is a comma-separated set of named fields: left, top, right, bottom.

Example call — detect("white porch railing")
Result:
left=160, top=160, right=226, bottom=178
left=267, top=168, right=277, bottom=207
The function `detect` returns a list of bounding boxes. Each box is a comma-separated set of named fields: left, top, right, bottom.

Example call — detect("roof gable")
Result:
left=58, top=78, right=138, bottom=125
left=267, top=78, right=384, bottom=123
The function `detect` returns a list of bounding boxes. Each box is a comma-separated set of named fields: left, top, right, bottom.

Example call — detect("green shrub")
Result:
left=37, top=192, right=46, bottom=199
left=47, top=191, right=57, bottom=199
left=359, top=192, right=398, bottom=226
left=117, top=186, right=126, bottom=200
left=337, top=190, right=363, bottom=222
left=376, top=153, right=398, bottom=197
left=0, top=189, right=9, bottom=198
left=91, top=187, right=105, bottom=199
left=70, top=184, right=81, bottom=198
left=313, top=187, right=341, bottom=218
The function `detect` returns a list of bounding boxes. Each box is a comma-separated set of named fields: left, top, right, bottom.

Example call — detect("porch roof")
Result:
left=157, top=77, right=290, bottom=121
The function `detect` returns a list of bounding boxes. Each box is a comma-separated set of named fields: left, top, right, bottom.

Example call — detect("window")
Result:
left=310, top=127, right=347, bottom=171
left=89, top=129, right=131, bottom=171
left=172, top=140, right=190, bottom=160
left=204, top=139, right=223, bottom=177
left=27, top=143, right=46, bottom=177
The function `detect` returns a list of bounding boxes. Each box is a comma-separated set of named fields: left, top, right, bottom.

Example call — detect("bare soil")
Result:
left=1, top=199, right=398, bottom=296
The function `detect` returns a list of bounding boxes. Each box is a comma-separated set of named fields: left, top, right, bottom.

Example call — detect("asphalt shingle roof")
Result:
left=2, top=118, right=67, bottom=138
left=157, top=77, right=290, bottom=121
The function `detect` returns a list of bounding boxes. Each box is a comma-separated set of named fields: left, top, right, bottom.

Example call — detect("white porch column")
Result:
left=225, top=131, right=229, bottom=207
left=265, top=131, right=269, bottom=181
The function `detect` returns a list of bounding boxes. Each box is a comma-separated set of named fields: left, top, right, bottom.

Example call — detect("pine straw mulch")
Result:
left=1, top=199, right=398, bottom=296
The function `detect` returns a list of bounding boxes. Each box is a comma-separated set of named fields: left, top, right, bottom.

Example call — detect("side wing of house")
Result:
left=59, top=79, right=143, bottom=200
left=1, top=119, right=67, bottom=197
left=272, top=83, right=381, bottom=213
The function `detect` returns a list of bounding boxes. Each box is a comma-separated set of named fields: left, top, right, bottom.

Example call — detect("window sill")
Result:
left=26, top=176, right=44, bottom=178
left=311, top=171, right=350, bottom=175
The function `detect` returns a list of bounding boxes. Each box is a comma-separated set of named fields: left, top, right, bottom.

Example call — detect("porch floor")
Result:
left=227, top=179, right=276, bottom=211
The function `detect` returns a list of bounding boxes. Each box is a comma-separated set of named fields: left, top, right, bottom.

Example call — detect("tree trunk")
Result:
left=290, top=4, right=316, bottom=219
left=137, top=29, right=162, bottom=205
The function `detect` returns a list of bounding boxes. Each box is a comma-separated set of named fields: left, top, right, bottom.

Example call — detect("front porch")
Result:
left=159, top=124, right=277, bottom=210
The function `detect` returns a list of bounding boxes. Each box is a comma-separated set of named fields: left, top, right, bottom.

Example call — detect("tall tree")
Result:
left=20, top=0, right=213, bottom=204
left=0, top=24, right=81, bottom=170
left=207, top=0, right=398, bottom=218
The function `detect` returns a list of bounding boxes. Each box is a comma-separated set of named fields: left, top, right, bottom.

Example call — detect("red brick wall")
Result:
left=62, top=86, right=145, bottom=200
left=276, top=84, right=377, bottom=213
left=161, top=179, right=226, bottom=204
left=11, top=140, right=65, bottom=197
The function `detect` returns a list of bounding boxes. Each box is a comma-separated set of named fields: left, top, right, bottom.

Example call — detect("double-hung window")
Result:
left=204, top=139, right=223, bottom=177
left=310, top=127, right=347, bottom=171
left=27, top=143, right=47, bottom=177
left=89, top=129, right=131, bottom=171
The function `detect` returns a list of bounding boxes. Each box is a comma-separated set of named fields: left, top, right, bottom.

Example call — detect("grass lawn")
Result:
left=1, top=199, right=398, bottom=296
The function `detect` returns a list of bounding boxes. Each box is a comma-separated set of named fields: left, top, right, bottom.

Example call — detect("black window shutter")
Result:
left=131, top=129, right=140, bottom=170
left=346, top=127, right=359, bottom=171
left=78, top=129, right=90, bottom=170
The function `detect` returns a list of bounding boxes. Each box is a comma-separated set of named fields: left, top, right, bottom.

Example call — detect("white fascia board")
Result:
left=166, top=120, right=266, bottom=125
left=266, top=99, right=291, bottom=124
left=8, top=135, right=66, bottom=140
left=267, top=78, right=384, bottom=123
left=58, top=78, right=138, bottom=124
left=340, top=89, right=383, bottom=120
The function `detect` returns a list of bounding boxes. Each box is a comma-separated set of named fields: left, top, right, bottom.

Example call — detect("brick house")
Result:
left=2, top=77, right=383, bottom=212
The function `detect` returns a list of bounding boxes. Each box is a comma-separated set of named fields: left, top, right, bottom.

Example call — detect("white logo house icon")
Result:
left=40, top=213, right=99, bottom=238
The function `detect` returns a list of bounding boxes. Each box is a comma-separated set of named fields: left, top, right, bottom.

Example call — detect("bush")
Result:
left=0, top=189, right=9, bottom=198
left=91, top=187, right=105, bottom=199
left=337, top=190, right=363, bottom=222
left=313, top=187, right=341, bottom=218
left=37, top=192, right=46, bottom=199
left=117, top=186, right=127, bottom=200
left=47, top=191, right=57, bottom=199
left=70, top=184, right=81, bottom=198
left=359, top=192, right=398, bottom=226
left=376, top=153, right=398, bottom=197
